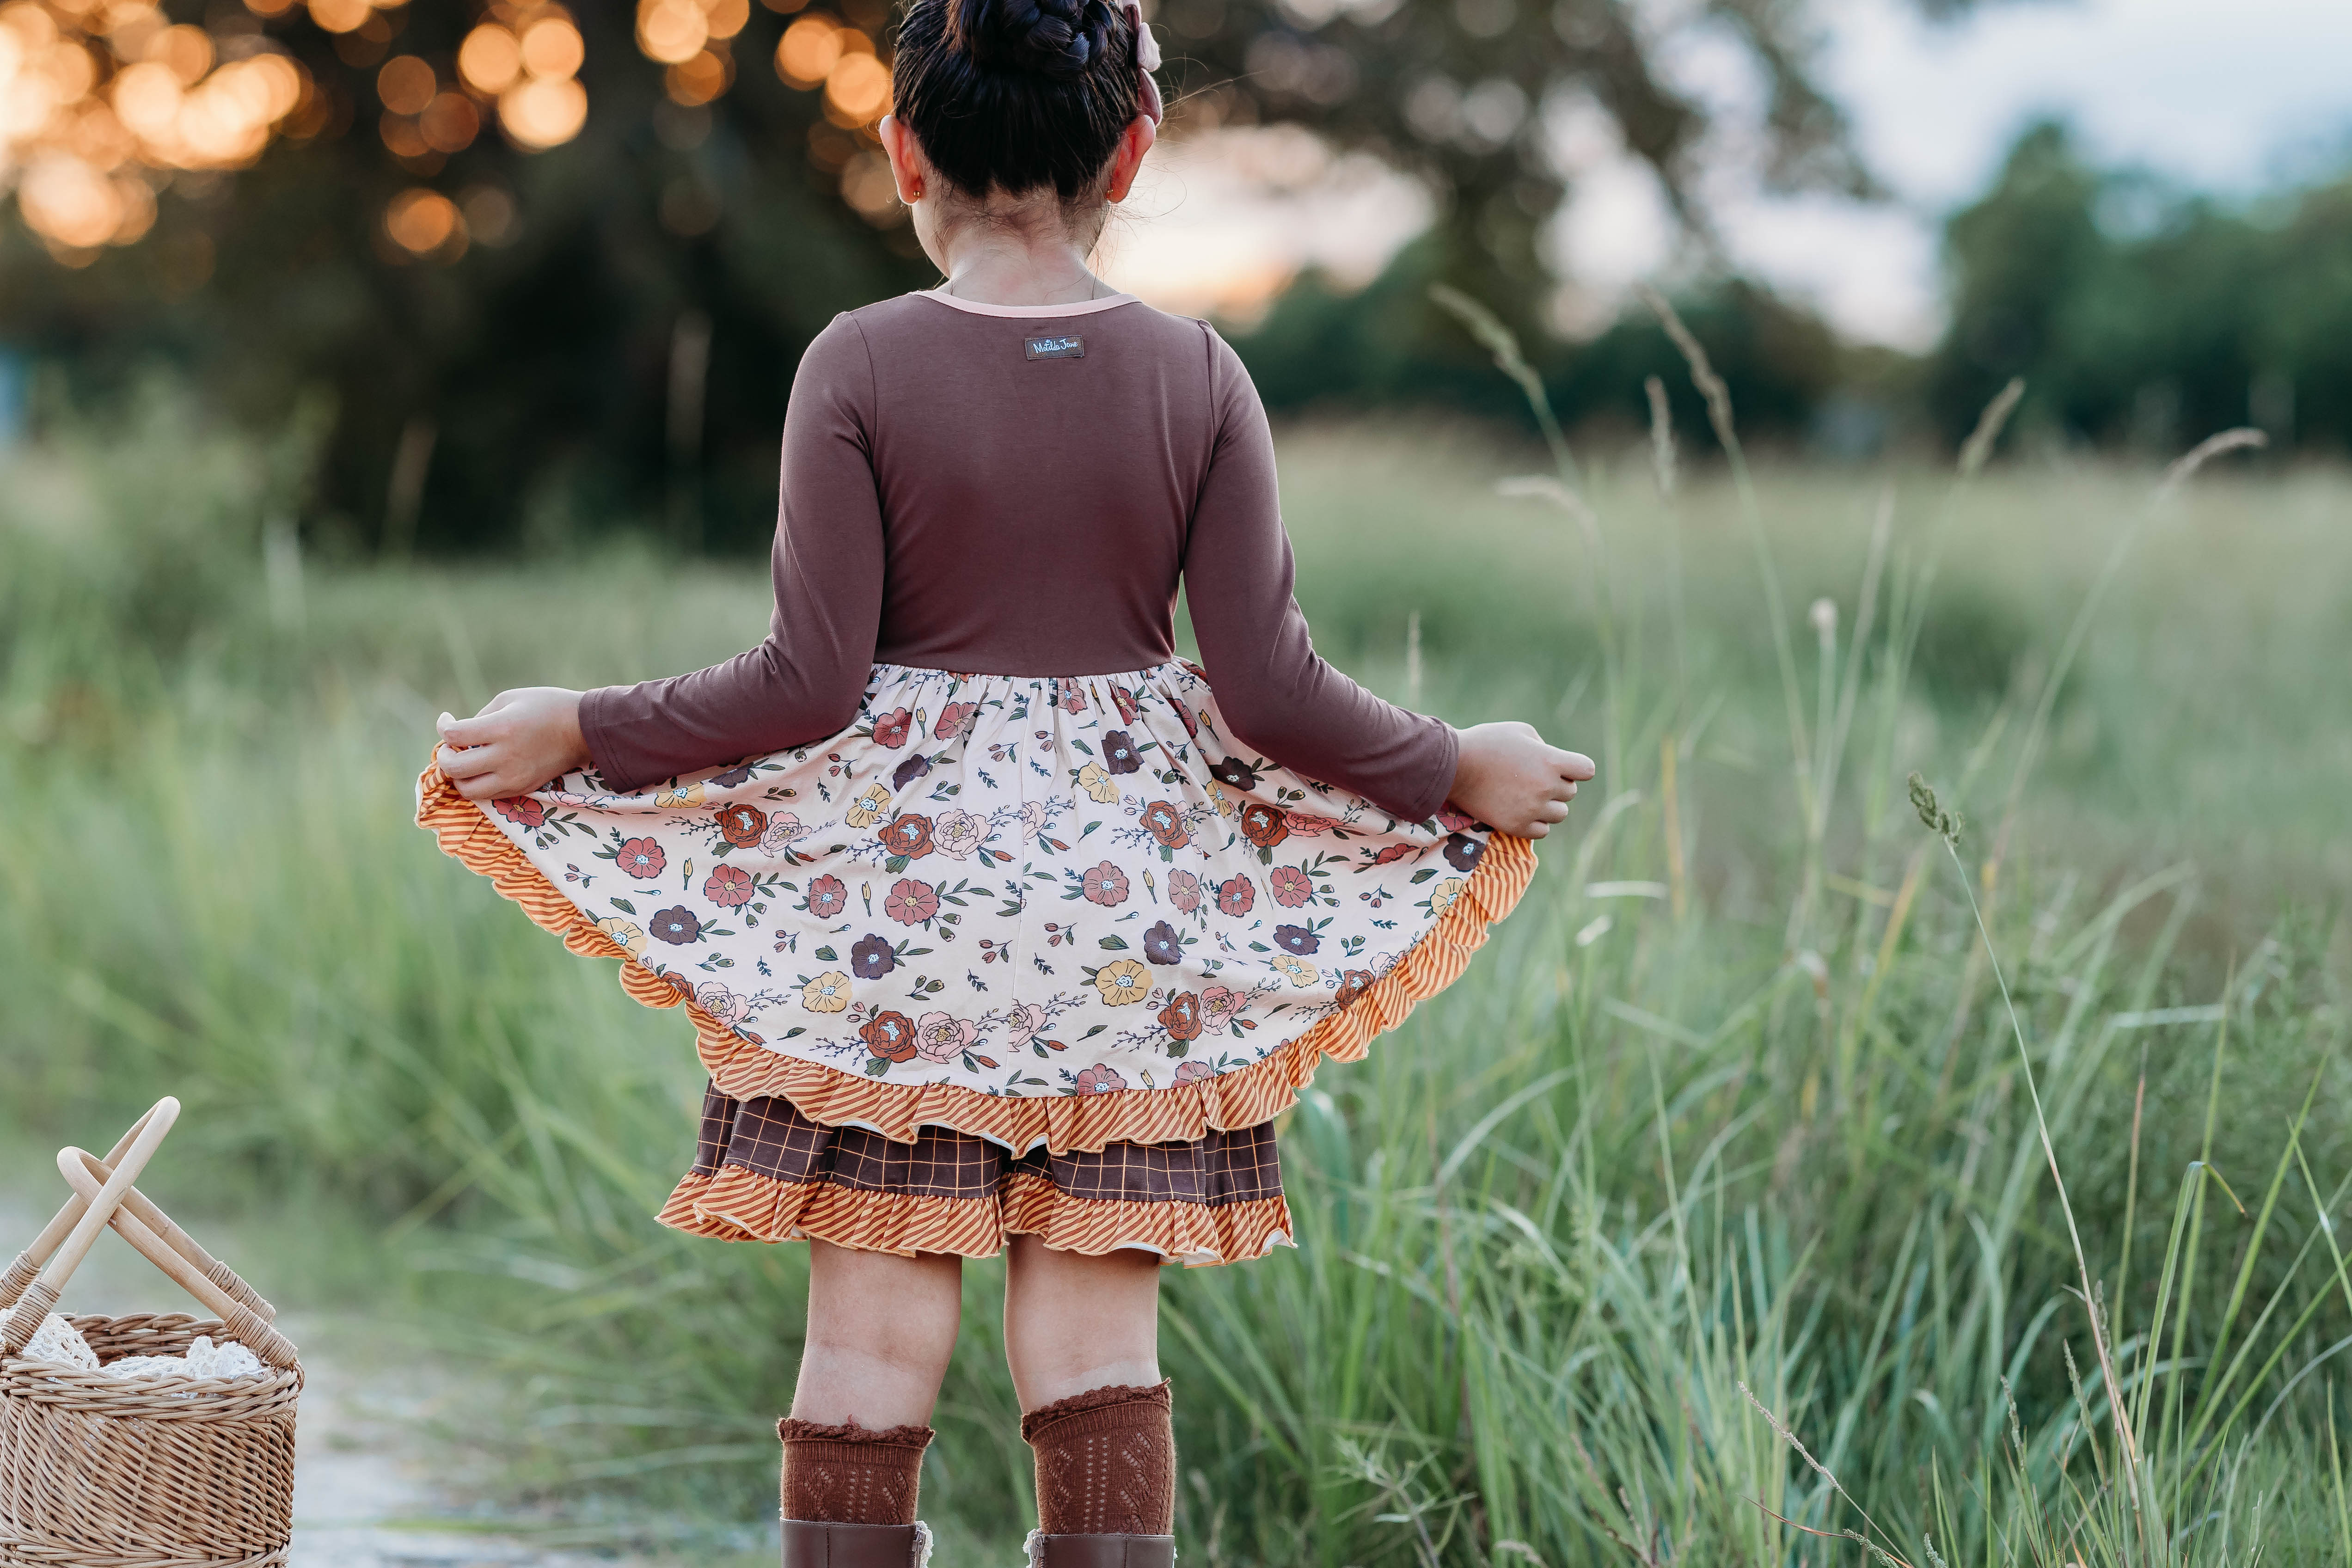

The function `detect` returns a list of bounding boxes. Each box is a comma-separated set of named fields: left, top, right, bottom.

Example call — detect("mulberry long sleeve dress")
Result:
left=417, top=289, right=1537, bottom=1264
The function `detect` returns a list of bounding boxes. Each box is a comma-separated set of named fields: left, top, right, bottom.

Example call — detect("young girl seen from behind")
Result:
left=423, top=0, right=1593, bottom=1559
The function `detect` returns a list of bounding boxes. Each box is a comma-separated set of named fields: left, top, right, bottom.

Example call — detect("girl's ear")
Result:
left=1104, top=112, right=1157, bottom=203
left=879, top=115, right=927, bottom=204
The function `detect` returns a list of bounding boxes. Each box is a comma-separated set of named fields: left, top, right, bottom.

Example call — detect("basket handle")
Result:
left=43, top=1146, right=300, bottom=1372
left=0, top=1107, right=156, bottom=1313
left=0, top=1098, right=178, bottom=1359
left=63, top=1148, right=276, bottom=1324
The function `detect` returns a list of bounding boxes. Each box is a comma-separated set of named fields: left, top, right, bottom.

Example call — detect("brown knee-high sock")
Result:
left=1022, top=1381, right=1176, bottom=1537
left=778, top=1418, right=934, bottom=1525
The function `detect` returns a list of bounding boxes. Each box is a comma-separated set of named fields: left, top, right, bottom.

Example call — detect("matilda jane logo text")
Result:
left=1025, top=335, right=1084, bottom=360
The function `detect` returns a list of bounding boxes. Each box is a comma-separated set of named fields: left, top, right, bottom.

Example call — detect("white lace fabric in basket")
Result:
left=18, top=1313, right=263, bottom=1379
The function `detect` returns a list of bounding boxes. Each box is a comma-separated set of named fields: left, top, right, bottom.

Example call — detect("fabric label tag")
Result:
left=1024, top=334, right=1085, bottom=361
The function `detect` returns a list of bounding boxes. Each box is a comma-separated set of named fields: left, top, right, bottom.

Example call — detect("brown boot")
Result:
left=781, top=1520, right=933, bottom=1568
left=1022, top=1529, right=1176, bottom=1568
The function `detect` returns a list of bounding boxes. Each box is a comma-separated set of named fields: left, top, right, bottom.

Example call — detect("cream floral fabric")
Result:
left=474, top=661, right=1493, bottom=1105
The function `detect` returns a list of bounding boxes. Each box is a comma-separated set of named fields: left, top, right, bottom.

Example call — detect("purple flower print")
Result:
left=649, top=906, right=703, bottom=945
left=851, top=934, right=898, bottom=979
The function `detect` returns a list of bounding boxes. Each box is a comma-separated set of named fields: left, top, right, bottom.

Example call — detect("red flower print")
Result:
left=806, top=875, right=847, bottom=918
left=884, top=878, right=940, bottom=925
left=1371, top=842, right=1418, bottom=865
left=1071, top=1064, right=1128, bottom=1095
left=649, top=906, right=703, bottom=944
left=1158, top=990, right=1202, bottom=1041
left=618, top=838, right=667, bottom=878
left=1140, top=800, right=1188, bottom=848
left=1269, top=865, right=1314, bottom=907
left=1057, top=680, right=1088, bottom=713
left=1200, top=985, right=1241, bottom=1031
left=704, top=864, right=755, bottom=907
left=1168, top=870, right=1203, bottom=913
left=1216, top=875, right=1254, bottom=917
left=1082, top=861, right=1130, bottom=907
left=1285, top=813, right=1342, bottom=837
left=1239, top=801, right=1289, bottom=848
left=861, top=1010, right=919, bottom=1062
left=1174, top=1060, right=1213, bottom=1084
left=879, top=813, right=936, bottom=859
left=494, top=796, right=546, bottom=829
left=1438, top=805, right=1478, bottom=833
left=872, top=708, right=913, bottom=747
left=1333, top=968, right=1376, bottom=1007
left=934, top=701, right=978, bottom=740
left=714, top=802, right=767, bottom=847
left=1165, top=693, right=1198, bottom=739
left=1112, top=685, right=1142, bottom=724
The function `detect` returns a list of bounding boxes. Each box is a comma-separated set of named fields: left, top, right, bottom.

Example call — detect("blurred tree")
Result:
left=1932, top=120, right=2352, bottom=455
left=0, top=0, right=1969, bottom=547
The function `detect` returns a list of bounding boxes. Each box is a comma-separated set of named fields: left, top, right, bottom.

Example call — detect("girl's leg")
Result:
left=1001, top=1234, right=1162, bottom=1408
left=793, top=1238, right=963, bottom=1424
left=780, top=1240, right=961, bottom=1545
left=1004, top=1236, right=1176, bottom=1555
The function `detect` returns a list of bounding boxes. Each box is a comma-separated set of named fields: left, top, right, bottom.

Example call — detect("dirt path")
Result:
left=2, top=1188, right=713, bottom=1568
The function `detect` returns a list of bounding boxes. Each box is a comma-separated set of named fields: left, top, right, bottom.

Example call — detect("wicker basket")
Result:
left=0, top=1315, right=301, bottom=1568
left=0, top=1102, right=302, bottom=1568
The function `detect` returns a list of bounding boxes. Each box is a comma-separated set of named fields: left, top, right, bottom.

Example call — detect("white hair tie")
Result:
left=1119, top=0, right=1164, bottom=123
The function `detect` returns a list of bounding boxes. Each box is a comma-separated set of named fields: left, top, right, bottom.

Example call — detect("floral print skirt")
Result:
left=417, top=659, right=1536, bottom=1266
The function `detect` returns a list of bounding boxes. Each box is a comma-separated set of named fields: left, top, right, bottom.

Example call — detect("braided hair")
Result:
left=892, top=0, right=1145, bottom=203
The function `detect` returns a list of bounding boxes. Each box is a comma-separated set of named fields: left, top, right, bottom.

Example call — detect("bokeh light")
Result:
left=637, top=0, right=706, bottom=67
left=383, top=184, right=463, bottom=257
left=774, top=15, right=840, bottom=90
left=458, top=24, right=521, bottom=95
left=306, top=0, right=370, bottom=35
left=518, top=16, right=582, bottom=80
left=824, top=51, right=887, bottom=124
left=499, top=75, right=585, bottom=150
left=2, top=0, right=316, bottom=257
left=665, top=49, right=730, bottom=108
left=377, top=55, right=434, bottom=116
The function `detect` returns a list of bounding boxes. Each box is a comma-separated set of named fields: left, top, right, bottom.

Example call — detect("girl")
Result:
left=422, top=0, right=1593, bottom=1560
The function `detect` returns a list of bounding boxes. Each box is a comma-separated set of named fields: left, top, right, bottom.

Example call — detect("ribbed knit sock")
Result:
left=778, top=1418, right=934, bottom=1525
left=1021, top=1380, right=1176, bottom=1536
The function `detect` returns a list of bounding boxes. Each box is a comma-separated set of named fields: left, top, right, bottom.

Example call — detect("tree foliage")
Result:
left=0, top=0, right=1906, bottom=549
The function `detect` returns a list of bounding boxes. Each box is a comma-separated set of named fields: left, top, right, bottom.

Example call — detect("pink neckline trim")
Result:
left=915, top=289, right=1141, bottom=318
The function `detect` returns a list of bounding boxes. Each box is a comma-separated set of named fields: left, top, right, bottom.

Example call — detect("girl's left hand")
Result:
left=435, top=688, right=590, bottom=800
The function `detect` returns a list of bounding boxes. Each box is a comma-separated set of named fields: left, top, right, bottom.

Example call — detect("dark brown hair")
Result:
left=891, top=0, right=1144, bottom=203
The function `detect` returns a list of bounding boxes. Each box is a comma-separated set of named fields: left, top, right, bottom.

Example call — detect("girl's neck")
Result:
left=931, top=233, right=1118, bottom=309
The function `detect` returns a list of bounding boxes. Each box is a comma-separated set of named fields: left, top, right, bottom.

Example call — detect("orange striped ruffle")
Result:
left=418, top=761, right=1537, bottom=1156
left=657, top=1165, right=1292, bottom=1267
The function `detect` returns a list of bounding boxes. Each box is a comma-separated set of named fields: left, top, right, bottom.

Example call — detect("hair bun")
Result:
left=955, top=0, right=1117, bottom=80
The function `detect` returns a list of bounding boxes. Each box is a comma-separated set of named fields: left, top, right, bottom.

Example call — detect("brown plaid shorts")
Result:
left=656, top=1083, right=1292, bottom=1267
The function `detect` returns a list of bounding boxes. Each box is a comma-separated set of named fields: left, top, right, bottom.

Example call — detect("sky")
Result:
left=1102, top=0, right=2352, bottom=348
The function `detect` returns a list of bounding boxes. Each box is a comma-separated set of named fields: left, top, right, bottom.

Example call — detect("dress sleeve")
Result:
left=578, top=314, right=886, bottom=792
left=1180, top=326, right=1459, bottom=824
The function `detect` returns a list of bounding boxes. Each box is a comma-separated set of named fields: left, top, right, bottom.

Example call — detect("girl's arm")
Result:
left=438, top=317, right=886, bottom=800
left=1182, top=329, right=1590, bottom=837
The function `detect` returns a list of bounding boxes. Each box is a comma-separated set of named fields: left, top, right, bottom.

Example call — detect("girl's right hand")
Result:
left=1446, top=721, right=1596, bottom=839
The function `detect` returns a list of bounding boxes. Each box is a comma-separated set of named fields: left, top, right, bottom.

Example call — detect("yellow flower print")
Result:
left=1426, top=876, right=1467, bottom=917
left=655, top=780, right=706, bottom=808
left=1076, top=761, right=1120, bottom=804
left=844, top=781, right=893, bottom=827
left=1206, top=779, right=1236, bottom=817
left=1093, top=958, right=1151, bottom=1005
left=594, top=916, right=645, bottom=957
left=801, top=970, right=852, bottom=1013
left=1272, top=953, right=1318, bottom=987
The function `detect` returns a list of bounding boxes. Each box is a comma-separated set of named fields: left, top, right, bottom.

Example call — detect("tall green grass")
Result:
left=1, top=357, right=2346, bottom=1565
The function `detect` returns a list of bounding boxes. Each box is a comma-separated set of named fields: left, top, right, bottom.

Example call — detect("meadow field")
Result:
left=3, top=384, right=2349, bottom=1566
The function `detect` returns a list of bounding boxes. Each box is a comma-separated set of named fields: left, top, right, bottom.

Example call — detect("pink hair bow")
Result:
left=1120, top=0, right=1164, bottom=123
